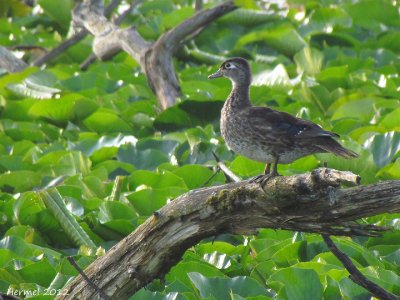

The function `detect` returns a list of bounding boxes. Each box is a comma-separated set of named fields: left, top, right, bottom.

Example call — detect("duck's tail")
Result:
left=317, top=138, right=358, bottom=158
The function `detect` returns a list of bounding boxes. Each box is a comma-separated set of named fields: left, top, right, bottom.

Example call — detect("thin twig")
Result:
left=32, top=30, right=88, bottom=66
left=322, top=235, right=400, bottom=300
left=212, top=151, right=241, bottom=183
left=67, top=256, right=111, bottom=300
left=201, top=166, right=221, bottom=186
left=80, top=53, right=97, bottom=70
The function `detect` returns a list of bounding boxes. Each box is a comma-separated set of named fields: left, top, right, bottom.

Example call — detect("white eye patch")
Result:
left=224, top=63, right=237, bottom=69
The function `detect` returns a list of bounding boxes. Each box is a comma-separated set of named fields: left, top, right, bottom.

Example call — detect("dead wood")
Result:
left=56, top=168, right=400, bottom=300
left=71, top=0, right=236, bottom=109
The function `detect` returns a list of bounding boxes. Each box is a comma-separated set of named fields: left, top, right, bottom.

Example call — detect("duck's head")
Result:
left=208, top=57, right=252, bottom=85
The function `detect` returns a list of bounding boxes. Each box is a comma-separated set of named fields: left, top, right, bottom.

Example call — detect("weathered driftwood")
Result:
left=72, top=0, right=236, bottom=109
left=56, top=168, right=400, bottom=300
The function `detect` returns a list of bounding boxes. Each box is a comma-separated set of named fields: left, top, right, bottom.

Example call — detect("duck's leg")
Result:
left=251, top=157, right=279, bottom=184
left=270, top=157, right=279, bottom=176
left=264, top=163, right=271, bottom=175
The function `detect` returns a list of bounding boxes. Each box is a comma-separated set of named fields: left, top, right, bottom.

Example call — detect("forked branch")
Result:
left=72, top=0, right=236, bottom=109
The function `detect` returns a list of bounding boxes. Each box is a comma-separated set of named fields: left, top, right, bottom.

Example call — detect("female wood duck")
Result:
left=208, top=57, right=358, bottom=177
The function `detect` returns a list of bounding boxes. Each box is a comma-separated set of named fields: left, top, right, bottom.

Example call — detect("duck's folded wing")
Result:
left=244, top=107, right=358, bottom=158
left=244, top=106, right=338, bottom=140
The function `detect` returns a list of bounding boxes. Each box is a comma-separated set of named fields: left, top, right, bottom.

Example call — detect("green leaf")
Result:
left=338, top=277, right=370, bottom=299
left=377, top=158, right=400, bottom=179
left=136, top=138, right=179, bottom=155
left=229, top=156, right=264, bottom=177
left=17, top=258, right=57, bottom=287
left=331, top=99, right=377, bottom=123
left=0, top=235, right=61, bottom=259
left=252, top=64, right=292, bottom=88
left=167, top=261, right=226, bottom=289
left=64, top=175, right=106, bottom=199
left=98, top=201, right=137, bottom=223
left=270, top=241, right=306, bottom=267
left=128, top=170, right=186, bottom=189
left=38, top=188, right=96, bottom=248
left=304, top=7, right=352, bottom=35
left=317, top=66, right=348, bottom=90
left=13, top=192, right=45, bottom=227
left=83, top=111, right=132, bottom=133
left=268, top=268, right=323, bottom=299
left=2, top=120, right=46, bottom=142
left=161, top=7, right=194, bottom=30
left=189, top=272, right=270, bottom=299
left=126, top=187, right=186, bottom=216
left=256, top=239, right=293, bottom=262
left=36, top=150, right=92, bottom=177
left=0, top=154, right=33, bottom=172
left=173, top=165, right=225, bottom=189
left=60, top=72, right=119, bottom=94
left=29, top=95, right=98, bottom=124
left=219, top=8, right=277, bottom=26
left=0, top=249, right=19, bottom=266
left=38, top=0, right=73, bottom=30
left=310, top=32, right=359, bottom=47
left=363, top=131, right=400, bottom=168
left=117, top=143, right=169, bottom=171
left=344, top=0, right=399, bottom=29
left=380, top=108, right=400, bottom=130
left=237, top=23, right=307, bottom=56
left=153, top=106, right=197, bottom=131
left=0, top=171, right=41, bottom=193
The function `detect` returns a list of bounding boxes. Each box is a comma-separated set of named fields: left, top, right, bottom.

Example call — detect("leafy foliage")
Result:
left=0, top=0, right=399, bottom=299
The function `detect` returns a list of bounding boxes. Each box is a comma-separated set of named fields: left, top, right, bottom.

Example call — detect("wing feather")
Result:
left=243, top=107, right=337, bottom=140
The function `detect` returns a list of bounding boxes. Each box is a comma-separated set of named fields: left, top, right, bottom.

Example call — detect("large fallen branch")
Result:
left=57, top=168, right=400, bottom=300
left=72, top=0, right=236, bottom=109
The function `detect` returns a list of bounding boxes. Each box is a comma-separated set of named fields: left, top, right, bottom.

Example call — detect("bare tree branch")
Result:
left=32, top=0, right=122, bottom=67
left=160, top=1, right=236, bottom=54
left=32, top=30, right=88, bottom=67
left=80, top=0, right=142, bottom=70
left=0, top=46, right=28, bottom=73
left=322, top=235, right=400, bottom=300
left=212, top=151, right=241, bottom=182
left=72, top=0, right=236, bottom=109
left=56, top=168, right=399, bottom=300
left=67, top=257, right=111, bottom=300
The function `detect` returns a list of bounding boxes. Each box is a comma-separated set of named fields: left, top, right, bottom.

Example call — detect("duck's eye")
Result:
left=225, top=63, right=232, bottom=69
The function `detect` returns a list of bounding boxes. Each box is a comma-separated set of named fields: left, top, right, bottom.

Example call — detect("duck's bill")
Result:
left=208, top=69, right=223, bottom=79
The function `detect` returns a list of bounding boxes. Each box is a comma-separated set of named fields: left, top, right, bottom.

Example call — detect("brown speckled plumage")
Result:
left=208, top=57, right=358, bottom=176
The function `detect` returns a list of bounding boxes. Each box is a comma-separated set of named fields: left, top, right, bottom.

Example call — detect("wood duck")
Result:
left=208, top=57, right=358, bottom=177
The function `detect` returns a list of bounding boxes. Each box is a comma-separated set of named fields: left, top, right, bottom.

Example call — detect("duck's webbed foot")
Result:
left=249, top=160, right=280, bottom=185
left=250, top=171, right=280, bottom=185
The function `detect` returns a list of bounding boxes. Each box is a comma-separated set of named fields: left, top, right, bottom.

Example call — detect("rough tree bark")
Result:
left=56, top=168, right=400, bottom=300
left=72, top=0, right=237, bottom=109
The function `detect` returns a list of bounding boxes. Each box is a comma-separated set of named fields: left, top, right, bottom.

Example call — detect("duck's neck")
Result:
left=225, top=80, right=251, bottom=110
